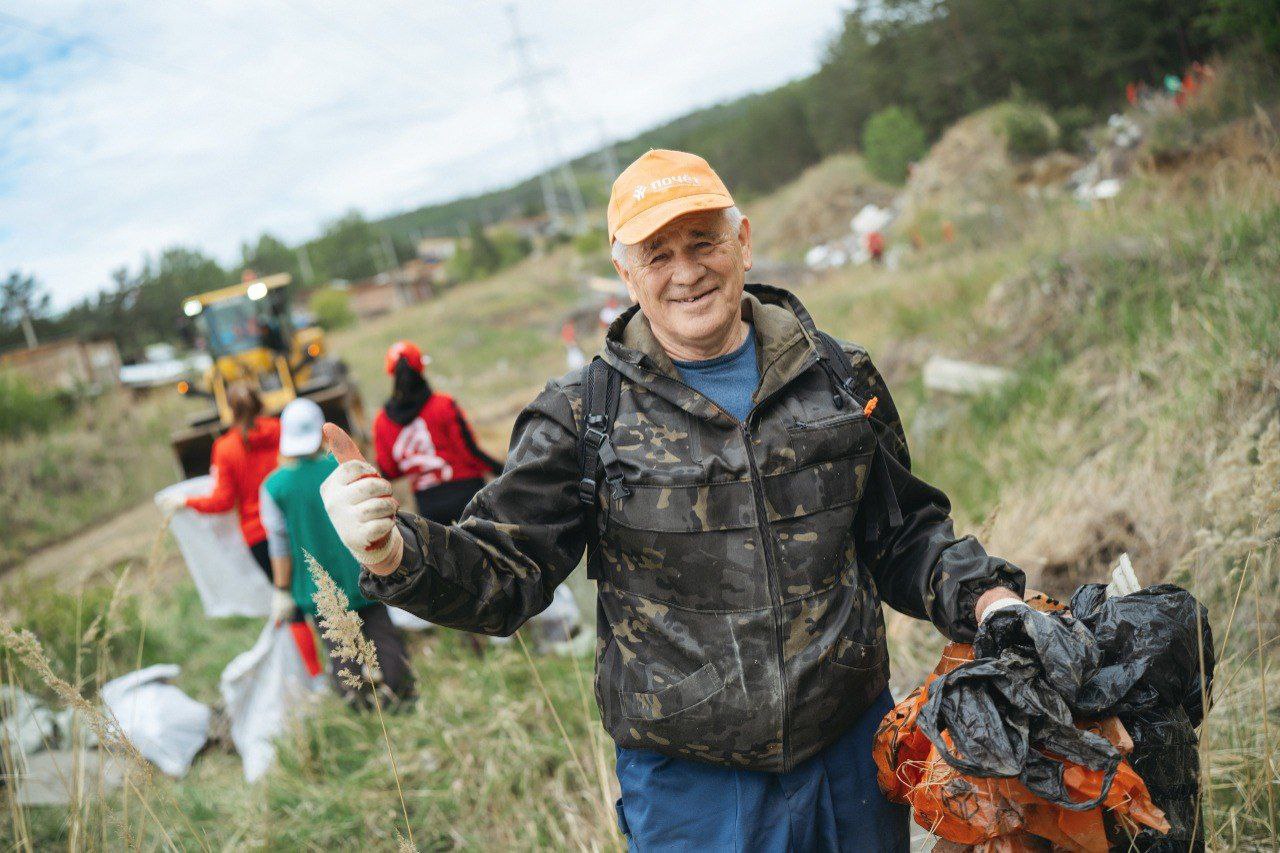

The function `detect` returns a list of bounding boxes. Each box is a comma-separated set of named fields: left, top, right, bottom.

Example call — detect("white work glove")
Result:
left=270, top=588, right=295, bottom=625
left=157, top=492, right=187, bottom=514
left=319, top=459, right=403, bottom=571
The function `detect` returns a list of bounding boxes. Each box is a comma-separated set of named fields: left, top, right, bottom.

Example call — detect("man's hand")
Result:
left=975, top=587, right=1024, bottom=625
left=320, top=424, right=404, bottom=575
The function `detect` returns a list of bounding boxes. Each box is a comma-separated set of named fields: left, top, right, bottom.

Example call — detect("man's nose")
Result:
left=668, top=252, right=703, bottom=287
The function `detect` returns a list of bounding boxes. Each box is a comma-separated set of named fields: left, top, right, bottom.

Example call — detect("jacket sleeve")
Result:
left=847, top=347, right=1024, bottom=642
left=359, top=380, right=587, bottom=636
left=372, top=412, right=403, bottom=480
left=258, top=484, right=290, bottom=560
left=185, top=439, right=238, bottom=514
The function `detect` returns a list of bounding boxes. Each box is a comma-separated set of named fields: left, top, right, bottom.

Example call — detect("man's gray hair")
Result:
left=612, top=205, right=744, bottom=268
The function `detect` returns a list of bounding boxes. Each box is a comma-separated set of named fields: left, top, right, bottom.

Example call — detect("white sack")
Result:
left=388, top=607, right=435, bottom=631
left=101, top=665, right=210, bottom=778
left=157, top=478, right=273, bottom=617
left=531, top=584, right=582, bottom=649
left=0, top=686, right=57, bottom=757
left=220, top=622, right=313, bottom=782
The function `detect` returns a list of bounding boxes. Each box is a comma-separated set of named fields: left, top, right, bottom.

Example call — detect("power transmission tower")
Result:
left=505, top=4, right=587, bottom=235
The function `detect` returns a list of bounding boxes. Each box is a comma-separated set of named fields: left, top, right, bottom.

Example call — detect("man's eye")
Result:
left=649, top=254, right=670, bottom=265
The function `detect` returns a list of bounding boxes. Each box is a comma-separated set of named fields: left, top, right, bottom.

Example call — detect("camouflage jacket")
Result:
left=362, top=284, right=1024, bottom=772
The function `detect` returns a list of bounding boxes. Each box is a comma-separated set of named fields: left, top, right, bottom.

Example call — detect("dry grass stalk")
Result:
left=303, top=550, right=415, bottom=849
left=514, top=631, right=616, bottom=836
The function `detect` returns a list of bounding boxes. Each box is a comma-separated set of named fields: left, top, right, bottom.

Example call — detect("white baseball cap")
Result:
left=279, top=398, right=325, bottom=457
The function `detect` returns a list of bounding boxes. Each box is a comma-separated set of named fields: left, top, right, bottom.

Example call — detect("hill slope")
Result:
left=3, top=94, right=1279, bottom=848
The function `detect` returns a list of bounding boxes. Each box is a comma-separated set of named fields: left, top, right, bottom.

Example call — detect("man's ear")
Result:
left=613, top=254, right=639, bottom=303
left=739, top=217, right=753, bottom=272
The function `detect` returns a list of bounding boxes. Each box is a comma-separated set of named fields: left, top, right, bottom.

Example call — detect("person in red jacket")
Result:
left=161, top=383, right=284, bottom=575
left=373, top=341, right=503, bottom=524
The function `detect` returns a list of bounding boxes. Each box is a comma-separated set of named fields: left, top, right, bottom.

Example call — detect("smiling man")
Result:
left=321, top=149, right=1026, bottom=851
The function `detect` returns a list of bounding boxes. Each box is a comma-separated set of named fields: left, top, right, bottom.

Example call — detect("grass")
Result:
left=3, top=88, right=1280, bottom=848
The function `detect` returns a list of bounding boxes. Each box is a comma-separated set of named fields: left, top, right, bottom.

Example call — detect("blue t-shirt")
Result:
left=671, top=325, right=759, bottom=423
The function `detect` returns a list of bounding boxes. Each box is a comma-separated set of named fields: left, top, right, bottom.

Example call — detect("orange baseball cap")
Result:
left=607, top=149, right=735, bottom=245
left=385, top=340, right=431, bottom=374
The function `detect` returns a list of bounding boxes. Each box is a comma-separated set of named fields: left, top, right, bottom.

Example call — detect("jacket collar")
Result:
left=601, top=283, right=822, bottom=422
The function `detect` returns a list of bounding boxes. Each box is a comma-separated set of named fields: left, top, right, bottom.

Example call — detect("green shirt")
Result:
left=262, top=454, right=373, bottom=615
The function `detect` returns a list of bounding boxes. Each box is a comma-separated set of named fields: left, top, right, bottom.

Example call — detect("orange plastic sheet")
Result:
left=875, top=606, right=1171, bottom=851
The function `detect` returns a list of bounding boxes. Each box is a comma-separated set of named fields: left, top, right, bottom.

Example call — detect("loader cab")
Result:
left=171, top=274, right=366, bottom=479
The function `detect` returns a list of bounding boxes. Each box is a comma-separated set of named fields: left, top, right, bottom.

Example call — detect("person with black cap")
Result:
left=372, top=341, right=503, bottom=525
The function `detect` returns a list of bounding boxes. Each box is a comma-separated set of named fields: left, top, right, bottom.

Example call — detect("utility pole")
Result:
left=20, top=310, right=37, bottom=349
left=297, top=244, right=315, bottom=285
left=505, top=4, right=587, bottom=235
left=380, top=231, right=399, bottom=271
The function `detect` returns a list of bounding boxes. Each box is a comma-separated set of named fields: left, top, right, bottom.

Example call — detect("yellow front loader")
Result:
left=170, top=273, right=367, bottom=478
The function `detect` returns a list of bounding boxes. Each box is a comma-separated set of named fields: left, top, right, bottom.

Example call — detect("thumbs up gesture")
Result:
left=319, top=424, right=404, bottom=575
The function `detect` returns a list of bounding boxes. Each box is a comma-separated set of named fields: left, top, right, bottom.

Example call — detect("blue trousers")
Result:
left=614, top=688, right=909, bottom=852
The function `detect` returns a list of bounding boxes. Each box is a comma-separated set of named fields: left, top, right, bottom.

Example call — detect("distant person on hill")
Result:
left=259, top=398, right=415, bottom=707
left=372, top=341, right=503, bottom=524
left=322, top=149, right=1026, bottom=851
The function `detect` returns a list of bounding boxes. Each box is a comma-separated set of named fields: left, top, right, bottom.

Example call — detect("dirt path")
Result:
left=8, top=499, right=171, bottom=587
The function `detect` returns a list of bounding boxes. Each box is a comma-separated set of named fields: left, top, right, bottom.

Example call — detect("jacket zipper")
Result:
left=741, top=421, right=792, bottom=771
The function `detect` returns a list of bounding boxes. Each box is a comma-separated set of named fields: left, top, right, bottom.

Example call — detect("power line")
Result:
left=504, top=4, right=587, bottom=235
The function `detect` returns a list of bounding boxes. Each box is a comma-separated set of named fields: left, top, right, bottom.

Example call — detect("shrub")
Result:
left=310, top=288, right=355, bottom=330
left=1002, top=103, right=1058, bottom=160
left=1053, top=106, right=1095, bottom=154
left=0, top=372, right=62, bottom=438
left=862, top=106, right=927, bottom=184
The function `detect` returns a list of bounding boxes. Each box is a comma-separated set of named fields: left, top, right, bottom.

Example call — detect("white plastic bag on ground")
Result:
left=157, top=477, right=272, bottom=617
left=220, top=622, right=313, bottom=782
left=101, top=665, right=210, bottom=778
left=0, top=686, right=57, bottom=757
left=531, top=585, right=583, bottom=652
left=388, top=607, right=435, bottom=631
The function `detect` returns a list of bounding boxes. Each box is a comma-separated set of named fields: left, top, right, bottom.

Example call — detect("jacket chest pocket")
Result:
left=783, top=411, right=875, bottom=468
left=597, top=479, right=773, bottom=612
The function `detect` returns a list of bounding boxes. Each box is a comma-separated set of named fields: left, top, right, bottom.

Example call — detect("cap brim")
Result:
left=280, top=430, right=323, bottom=457
left=613, top=193, right=734, bottom=245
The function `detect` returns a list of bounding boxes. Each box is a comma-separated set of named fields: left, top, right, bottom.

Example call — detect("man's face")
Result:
left=613, top=210, right=752, bottom=357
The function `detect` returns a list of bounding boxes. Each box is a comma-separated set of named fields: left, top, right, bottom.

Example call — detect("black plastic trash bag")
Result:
left=973, top=605, right=1101, bottom=704
left=1068, top=583, right=1215, bottom=724
left=1117, top=707, right=1205, bottom=852
left=919, top=582, right=1214, bottom=835
left=917, top=649, right=1121, bottom=810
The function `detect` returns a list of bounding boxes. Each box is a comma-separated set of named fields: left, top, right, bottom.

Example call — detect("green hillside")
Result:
left=3, top=68, right=1280, bottom=847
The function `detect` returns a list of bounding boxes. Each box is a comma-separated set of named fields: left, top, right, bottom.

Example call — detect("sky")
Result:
left=0, top=1, right=850, bottom=309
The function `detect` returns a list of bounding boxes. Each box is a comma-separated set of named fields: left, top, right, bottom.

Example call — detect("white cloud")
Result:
left=0, top=0, right=848, bottom=309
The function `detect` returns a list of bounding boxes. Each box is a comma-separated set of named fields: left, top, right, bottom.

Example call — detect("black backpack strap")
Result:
left=578, top=357, right=628, bottom=580
left=814, top=331, right=903, bottom=540
left=815, top=330, right=864, bottom=411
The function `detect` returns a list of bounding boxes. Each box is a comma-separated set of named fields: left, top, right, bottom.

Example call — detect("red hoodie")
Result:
left=373, top=394, right=499, bottom=493
left=185, top=417, right=281, bottom=546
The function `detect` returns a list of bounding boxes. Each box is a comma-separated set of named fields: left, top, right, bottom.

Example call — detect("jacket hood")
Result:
left=240, top=416, right=281, bottom=451
left=601, top=283, right=824, bottom=422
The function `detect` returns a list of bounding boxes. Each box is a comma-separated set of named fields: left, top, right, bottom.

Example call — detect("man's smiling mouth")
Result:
left=674, top=289, right=714, bottom=305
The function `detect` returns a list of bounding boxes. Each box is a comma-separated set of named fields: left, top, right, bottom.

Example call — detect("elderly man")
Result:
left=321, top=149, right=1026, bottom=851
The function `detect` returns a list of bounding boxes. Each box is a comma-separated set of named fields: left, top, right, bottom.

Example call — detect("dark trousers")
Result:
left=414, top=478, right=484, bottom=524
left=318, top=603, right=416, bottom=706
